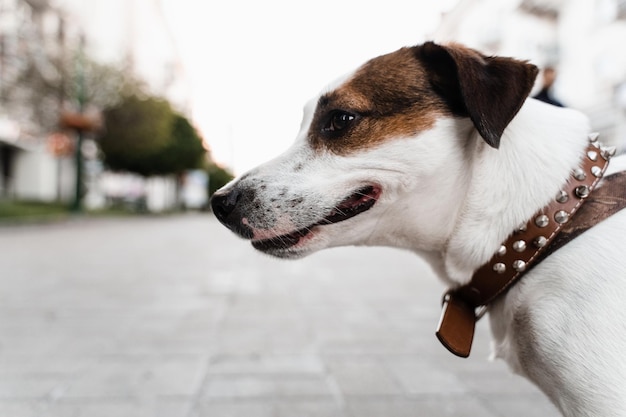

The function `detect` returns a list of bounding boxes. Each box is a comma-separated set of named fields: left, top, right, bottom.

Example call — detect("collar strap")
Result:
left=436, top=133, right=614, bottom=357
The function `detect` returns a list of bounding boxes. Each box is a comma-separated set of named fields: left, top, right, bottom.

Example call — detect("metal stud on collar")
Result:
left=601, top=146, right=616, bottom=161
left=588, top=132, right=599, bottom=143
left=555, top=210, right=569, bottom=224
left=512, top=260, right=526, bottom=272
left=587, top=150, right=598, bottom=161
left=535, top=214, right=549, bottom=228
left=573, top=168, right=586, bottom=181
left=493, top=263, right=506, bottom=274
left=512, top=240, right=526, bottom=252
left=575, top=185, right=590, bottom=198
left=556, top=190, right=569, bottom=203
left=534, top=236, right=547, bottom=248
left=591, top=166, right=603, bottom=178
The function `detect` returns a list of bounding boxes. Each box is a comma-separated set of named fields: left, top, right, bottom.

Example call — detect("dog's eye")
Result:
left=323, top=111, right=356, bottom=133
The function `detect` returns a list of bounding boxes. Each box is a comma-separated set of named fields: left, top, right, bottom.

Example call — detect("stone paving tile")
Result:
left=64, top=355, right=207, bottom=399
left=202, top=375, right=335, bottom=400
left=0, top=356, right=90, bottom=380
left=207, top=354, right=326, bottom=375
left=454, top=368, right=541, bottom=395
left=193, top=400, right=350, bottom=417
left=192, top=401, right=275, bottom=417
left=484, top=393, right=560, bottom=416
left=0, top=216, right=562, bottom=417
left=48, top=398, right=192, bottom=417
left=275, top=400, right=347, bottom=417
left=0, top=375, right=67, bottom=399
left=0, top=401, right=47, bottom=417
left=345, top=396, right=500, bottom=417
left=318, top=334, right=420, bottom=356
left=384, top=358, right=470, bottom=395
left=325, top=357, right=402, bottom=396
left=0, top=324, right=65, bottom=356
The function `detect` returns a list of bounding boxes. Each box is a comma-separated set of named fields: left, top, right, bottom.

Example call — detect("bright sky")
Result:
left=159, top=1, right=458, bottom=174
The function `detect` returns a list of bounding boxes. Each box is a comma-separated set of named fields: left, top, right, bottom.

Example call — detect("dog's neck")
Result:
left=440, top=98, right=590, bottom=286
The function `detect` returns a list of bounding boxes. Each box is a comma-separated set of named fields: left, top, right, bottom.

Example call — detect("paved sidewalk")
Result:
left=0, top=215, right=560, bottom=417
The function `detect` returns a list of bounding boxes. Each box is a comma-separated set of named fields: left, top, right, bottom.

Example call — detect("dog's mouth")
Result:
left=251, top=185, right=381, bottom=253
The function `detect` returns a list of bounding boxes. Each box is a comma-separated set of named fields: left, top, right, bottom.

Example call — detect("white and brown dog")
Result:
left=211, top=41, right=626, bottom=416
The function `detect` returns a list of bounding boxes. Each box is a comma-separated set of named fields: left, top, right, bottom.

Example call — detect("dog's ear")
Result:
left=416, top=41, right=538, bottom=148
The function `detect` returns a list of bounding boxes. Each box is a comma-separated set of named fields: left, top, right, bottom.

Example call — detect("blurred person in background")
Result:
left=534, top=66, right=565, bottom=107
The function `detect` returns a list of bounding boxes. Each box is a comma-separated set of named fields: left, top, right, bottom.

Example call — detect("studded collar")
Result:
left=436, top=133, right=616, bottom=358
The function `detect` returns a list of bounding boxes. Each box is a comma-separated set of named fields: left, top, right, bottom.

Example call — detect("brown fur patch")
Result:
left=308, top=47, right=450, bottom=155
left=416, top=41, right=538, bottom=148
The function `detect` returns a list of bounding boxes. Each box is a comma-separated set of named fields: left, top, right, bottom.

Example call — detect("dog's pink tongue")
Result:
left=323, top=185, right=380, bottom=225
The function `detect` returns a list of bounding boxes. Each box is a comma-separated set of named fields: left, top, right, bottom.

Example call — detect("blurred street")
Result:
left=0, top=214, right=560, bottom=417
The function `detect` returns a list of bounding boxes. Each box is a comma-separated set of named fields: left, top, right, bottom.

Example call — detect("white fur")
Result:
left=215, top=71, right=626, bottom=416
left=443, top=99, right=590, bottom=284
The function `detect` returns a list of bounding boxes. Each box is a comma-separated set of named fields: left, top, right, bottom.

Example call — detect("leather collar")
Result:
left=436, top=133, right=615, bottom=358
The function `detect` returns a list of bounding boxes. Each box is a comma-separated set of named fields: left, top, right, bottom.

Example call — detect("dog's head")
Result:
left=211, top=42, right=538, bottom=259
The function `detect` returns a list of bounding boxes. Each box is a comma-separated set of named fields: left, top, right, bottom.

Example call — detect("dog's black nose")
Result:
left=211, top=188, right=255, bottom=239
left=211, top=188, right=241, bottom=225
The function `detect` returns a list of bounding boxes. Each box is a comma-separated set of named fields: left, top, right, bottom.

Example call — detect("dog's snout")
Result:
left=210, top=188, right=254, bottom=239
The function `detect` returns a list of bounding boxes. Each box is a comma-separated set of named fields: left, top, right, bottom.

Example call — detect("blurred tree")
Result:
left=99, top=94, right=174, bottom=176
left=6, top=55, right=139, bottom=136
left=150, top=114, right=207, bottom=175
left=99, top=94, right=207, bottom=177
left=77, top=61, right=145, bottom=110
left=207, top=163, right=234, bottom=197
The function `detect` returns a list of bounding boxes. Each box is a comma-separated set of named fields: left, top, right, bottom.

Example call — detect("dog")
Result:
left=211, top=41, right=626, bottom=416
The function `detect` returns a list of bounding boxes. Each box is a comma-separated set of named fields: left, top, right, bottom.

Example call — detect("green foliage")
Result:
left=150, top=114, right=207, bottom=175
left=100, top=94, right=173, bottom=174
left=99, top=94, right=206, bottom=177
left=0, top=200, right=69, bottom=220
left=207, top=164, right=235, bottom=197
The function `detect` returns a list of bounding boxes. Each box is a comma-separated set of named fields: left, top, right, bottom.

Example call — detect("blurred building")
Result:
left=0, top=0, right=191, bottom=208
left=0, top=0, right=76, bottom=200
left=434, top=0, right=626, bottom=150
